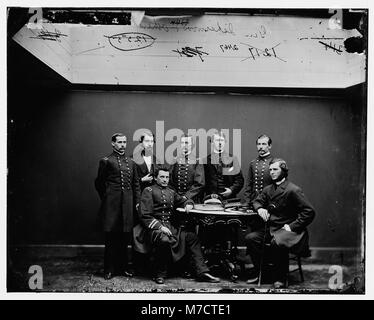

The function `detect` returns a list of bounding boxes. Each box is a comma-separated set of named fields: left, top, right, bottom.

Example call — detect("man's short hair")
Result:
left=256, top=134, right=272, bottom=146
left=139, top=130, right=155, bottom=143
left=210, top=129, right=227, bottom=142
left=181, top=133, right=194, bottom=143
left=270, top=158, right=289, bottom=177
left=155, top=166, right=170, bottom=178
left=112, top=133, right=126, bottom=142
left=181, top=133, right=193, bottom=139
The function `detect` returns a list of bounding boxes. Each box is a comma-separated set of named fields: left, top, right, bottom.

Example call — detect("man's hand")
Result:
left=220, top=187, right=232, bottom=197
left=141, top=173, right=153, bottom=182
left=136, top=203, right=139, bottom=211
left=282, top=224, right=291, bottom=232
left=258, top=208, right=270, bottom=222
left=185, top=204, right=194, bottom=213
left=160, top=226, right=172, bottom=237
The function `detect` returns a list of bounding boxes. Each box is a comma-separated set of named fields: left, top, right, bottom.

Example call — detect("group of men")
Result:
left=94, top=130, right=315, bottom=288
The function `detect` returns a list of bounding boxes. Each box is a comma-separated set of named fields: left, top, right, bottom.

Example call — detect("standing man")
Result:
left=138, top=167, right=220, bottom=284
left=132, top=130, right=161, bottom=274
left=169, top=134, right=205, bottom=202
left=169, top=134, right=205, bottom=275
left=133, top=130, right=159, bottom=192
left=202, top=130, right=244, bottom=272
left=204, top=130, right=244, bottom=199
left=243, top=134, right=274, bottom=207
left=245, top=158, right=315, bottom=288
left=95, top=133, right=140, bottom=280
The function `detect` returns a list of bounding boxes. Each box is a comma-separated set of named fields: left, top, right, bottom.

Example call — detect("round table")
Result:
left=176, top=206, right=257, bottom=229
left=177, top=206, right=258, bottom=281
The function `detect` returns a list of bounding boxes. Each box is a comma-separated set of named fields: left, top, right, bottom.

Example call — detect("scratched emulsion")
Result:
left=13, top=14, right=366, bottom=87
left=344, top=36, right=364, bottom=54
left=13, top=23, right=73, bottom=82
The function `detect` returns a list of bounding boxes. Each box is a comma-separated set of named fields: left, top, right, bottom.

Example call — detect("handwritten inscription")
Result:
left=219, top=44, right=239, bottom=52
left=319, top=41, right=343, bottom=55
left=172, top=46, right=209, bottom=62
left=169, top=19, right=189, bottom=26
left=105, top=32, right=156, bottom=51
left=140, top=21, right=235, bottom=36
left=245, top=25, right=267, bottom=39
left=29, top=27, right=67, bottom=42
left=241, top=42, right=286, bottom=62
left=299, top=36, right=344, bottom=55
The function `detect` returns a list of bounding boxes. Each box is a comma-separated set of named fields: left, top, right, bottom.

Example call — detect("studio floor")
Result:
left=8, top=248, right=364, bottom=294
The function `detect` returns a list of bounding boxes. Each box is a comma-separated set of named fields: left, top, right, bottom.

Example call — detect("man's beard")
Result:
left=273, top=171, right=286, bottom=182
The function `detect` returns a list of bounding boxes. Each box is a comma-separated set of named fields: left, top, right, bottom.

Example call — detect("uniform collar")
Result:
left=257, top=153, right=271, bottom=160
left=213, top=149, right=224, bottom=155
left=113, top=150, right=125, bottom=157
left=211, top=151, right=229, bottom=158
left=156, top=182, right=168, bottom=189
left=177, top=152, right=196, bottom=162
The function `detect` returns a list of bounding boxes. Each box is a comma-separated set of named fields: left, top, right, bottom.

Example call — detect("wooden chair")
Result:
left=287, top=253, right=305, bottom=286
left=258, top=245, right=309, bottom=286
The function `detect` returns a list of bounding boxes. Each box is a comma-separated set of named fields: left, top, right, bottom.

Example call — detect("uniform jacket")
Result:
left=169, top=154, right=205, bottom=201
left=133, top=150, right=161, bottom=192
left=243, top=154, right=273, bottom=204
left=252, top=179, right=315, bottom=254
left=203, top=152, right=244, bottom=198
left=95, top=151, right=141, bottom=232
left=134, top=183, right=193, bottom=261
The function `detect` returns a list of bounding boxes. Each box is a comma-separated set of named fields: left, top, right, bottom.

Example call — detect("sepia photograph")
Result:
left=6, top=3, right=368, bottom=297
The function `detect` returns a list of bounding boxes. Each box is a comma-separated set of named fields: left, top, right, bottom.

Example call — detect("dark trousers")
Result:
left=200, top=224, right=238, bottom=249
left=104, top=232, right=131, bottom=274
left=245, top=227, right=289, bottom=282
left=153, top=231, right=209, bottom=278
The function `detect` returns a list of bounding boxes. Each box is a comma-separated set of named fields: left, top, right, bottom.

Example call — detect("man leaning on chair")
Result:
left=244, top=158, right=316, bottom=288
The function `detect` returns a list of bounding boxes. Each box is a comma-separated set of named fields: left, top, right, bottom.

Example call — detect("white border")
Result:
left=1, top=0, right=372, bottom=300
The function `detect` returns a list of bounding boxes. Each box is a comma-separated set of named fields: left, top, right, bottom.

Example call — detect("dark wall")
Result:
left=8, top=87, right=364, bottom=247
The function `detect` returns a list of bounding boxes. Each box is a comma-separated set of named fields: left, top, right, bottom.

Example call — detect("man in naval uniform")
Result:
left=169, top=134, right=205, bottom=203
left=138, top=167, right=220, bottom=284
left=245, top=158, right=315, bottom=288
left=169, top=134, right=205, bottom=230
left=243, top=134, right=274, bottom=231
left=95, top=133, right=141, bottom=280
left=203, top=130, right=244, bottom=199
left=243, top=134, right=274, bottom=206
left=201, top=131, right=244, bottom=272
left=168, top=134, right=205, bottom=276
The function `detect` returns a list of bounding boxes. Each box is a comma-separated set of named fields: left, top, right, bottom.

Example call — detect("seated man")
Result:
left=245, top=158, right=315, bottom=288
left=138, top=166, right=220, bottom=284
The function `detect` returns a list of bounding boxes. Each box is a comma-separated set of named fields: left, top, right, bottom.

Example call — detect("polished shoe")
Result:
left=246, top=275, right=259, bottom=284
left=122, top=269, right=134, bottom=277
left=104, top=272, right=114, bottom=280
left=273, top=281, right=286, bottom=289
left=197, top=272, right=220, bottom=283
left=246, top=268, right=259, bottom=284
left=182, top=271, right=193, bottom=279
left=154, top=277, right=165, bottom=284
